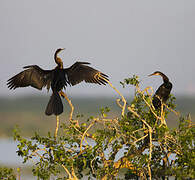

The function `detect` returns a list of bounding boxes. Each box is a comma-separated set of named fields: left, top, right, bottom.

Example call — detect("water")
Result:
left=0, top=139, right=26, bottom=166
left=0, top=138, right=34, bottom=179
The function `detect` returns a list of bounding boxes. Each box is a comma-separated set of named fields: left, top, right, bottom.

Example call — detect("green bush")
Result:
left=10, top=76, right=195, bottom=179
left=0, top=167, right=16, bottom=180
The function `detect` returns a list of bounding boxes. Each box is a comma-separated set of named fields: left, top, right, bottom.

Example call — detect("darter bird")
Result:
left=149, top=71, right=172, bottom=109
left=7, top=48, right=109, bottom=115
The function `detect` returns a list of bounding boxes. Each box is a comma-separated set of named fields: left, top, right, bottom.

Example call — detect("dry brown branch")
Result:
left=61, top=164, right=74, bottom=179
left=53, top=91, right=75, bottom=140
left=101, top=77, right=127, bottom=116
left=127, top=106, right=140, bottom=119
left=60, top=91, right=74, bottom=121
left=55, top=115, right=60, bottom=138
left=80, top=121, right=95, bottom=152
left=137, top=86, right=160, bottom=120
left=145, top=86, right=154, bottom=97
left=159, top=100, right=166, bottom=126
left=148, top=126, right=153, bottom=180
left=162, top=138, right=182, bottom=155
left=132, top=127, right=145, bottom=134
left=71, top=166, right=79, bottom=180
left=164, top=103, right=180, bottom=116
left=116, top=98, right=123, bottom=109
left=133, top=133, right=148, bottom=145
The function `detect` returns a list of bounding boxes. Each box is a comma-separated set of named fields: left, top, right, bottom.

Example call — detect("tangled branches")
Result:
left=13, top=76, right=195, bottom=180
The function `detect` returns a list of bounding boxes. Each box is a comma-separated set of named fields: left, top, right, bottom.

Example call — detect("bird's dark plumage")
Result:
left=65, top=62, right=109, bottom=86
left=7, top=65, right=52, bottom=91
left=45, top=91, right=63, bottom=116
left=149, top=71, right=172, bottom=109
left=7, top=49, right=109, bottom=116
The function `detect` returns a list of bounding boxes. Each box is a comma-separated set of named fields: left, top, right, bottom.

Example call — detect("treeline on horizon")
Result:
left=0, top=95, right=195, bottom=115
left=0, top=95, right=194, bottom=137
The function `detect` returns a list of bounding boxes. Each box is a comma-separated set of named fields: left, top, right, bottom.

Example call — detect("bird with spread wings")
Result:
left=7, top=48, right=109, bottom=116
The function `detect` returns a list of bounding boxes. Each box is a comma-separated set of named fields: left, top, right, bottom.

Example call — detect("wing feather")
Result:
left=7, top=65, right=52, bottom=90
left=64, top=62, right=109, bottom=86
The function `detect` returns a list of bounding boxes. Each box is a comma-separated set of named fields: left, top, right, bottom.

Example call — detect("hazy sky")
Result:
left=1, top=0, right=195, bottom=98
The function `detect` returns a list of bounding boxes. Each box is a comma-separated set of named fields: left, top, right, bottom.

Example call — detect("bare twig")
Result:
left=148, top=126, right=153, bottom=180
left=71, top=166, right=79, bottom=180
left=160, top=101, right=166, bottom=126
left=80, top=121, right=95, bottom=152
left=133, top=134, right=148, bottom=145
left=164, top=103, right=180, bottom=116
left=61, top=164, right=72, bottom=179
left=116, top=98, right=123, bottom=109
left=55, top=115, right=60, bottom=138
left=132, top=127, right=145, bottom=134
left=137, top=86, right=159, bottom=120
left=60, top=91, right=74, bottom=121
left=127, top=106, right=140, bottom=119
left=101, top=77, right=127, bottom=116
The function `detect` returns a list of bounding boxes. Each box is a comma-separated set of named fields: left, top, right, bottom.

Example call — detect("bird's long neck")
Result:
left=160, top=73, right=169, bottom=83
left=54, top=52, right=63, bottom=69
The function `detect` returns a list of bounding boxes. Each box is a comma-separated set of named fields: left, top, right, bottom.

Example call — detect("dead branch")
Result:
left=60, top=91, right=74, bottom=121
left=101, top=77, right=127, bottom=116
left=80, top=120, right=95, bottom=152
left=55, top=115, right=60, bottom=138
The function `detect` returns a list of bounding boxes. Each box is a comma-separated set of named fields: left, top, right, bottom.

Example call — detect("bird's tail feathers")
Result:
left=45, top=92, right=63, bottom=116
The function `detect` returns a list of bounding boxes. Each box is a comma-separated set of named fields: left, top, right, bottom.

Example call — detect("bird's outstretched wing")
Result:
left=7, top=65, right=52, bottom=91
left=64, top=62, right=109, bottom=86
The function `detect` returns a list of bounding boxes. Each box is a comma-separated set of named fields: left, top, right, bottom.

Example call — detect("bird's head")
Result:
left=54, top=48, right=65, bottom=69
left=55, top=48, right=65, bottom=55
left=148, top=71, right=170, bottom=82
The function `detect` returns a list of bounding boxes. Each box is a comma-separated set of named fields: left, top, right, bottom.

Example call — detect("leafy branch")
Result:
left=10, top=75, right=195, bottom=179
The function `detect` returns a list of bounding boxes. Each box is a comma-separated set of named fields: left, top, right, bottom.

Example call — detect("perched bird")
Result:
left=7, top=48, right=109, bottom=116
left=148, top=71, right=172, bottom=109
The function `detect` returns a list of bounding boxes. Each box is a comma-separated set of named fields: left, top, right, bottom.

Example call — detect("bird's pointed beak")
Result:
left=148, top=72, right=155, bottom=77
left=60, top=48, right=65, bottom=52
left=59, top=48, right=65, bottom=54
